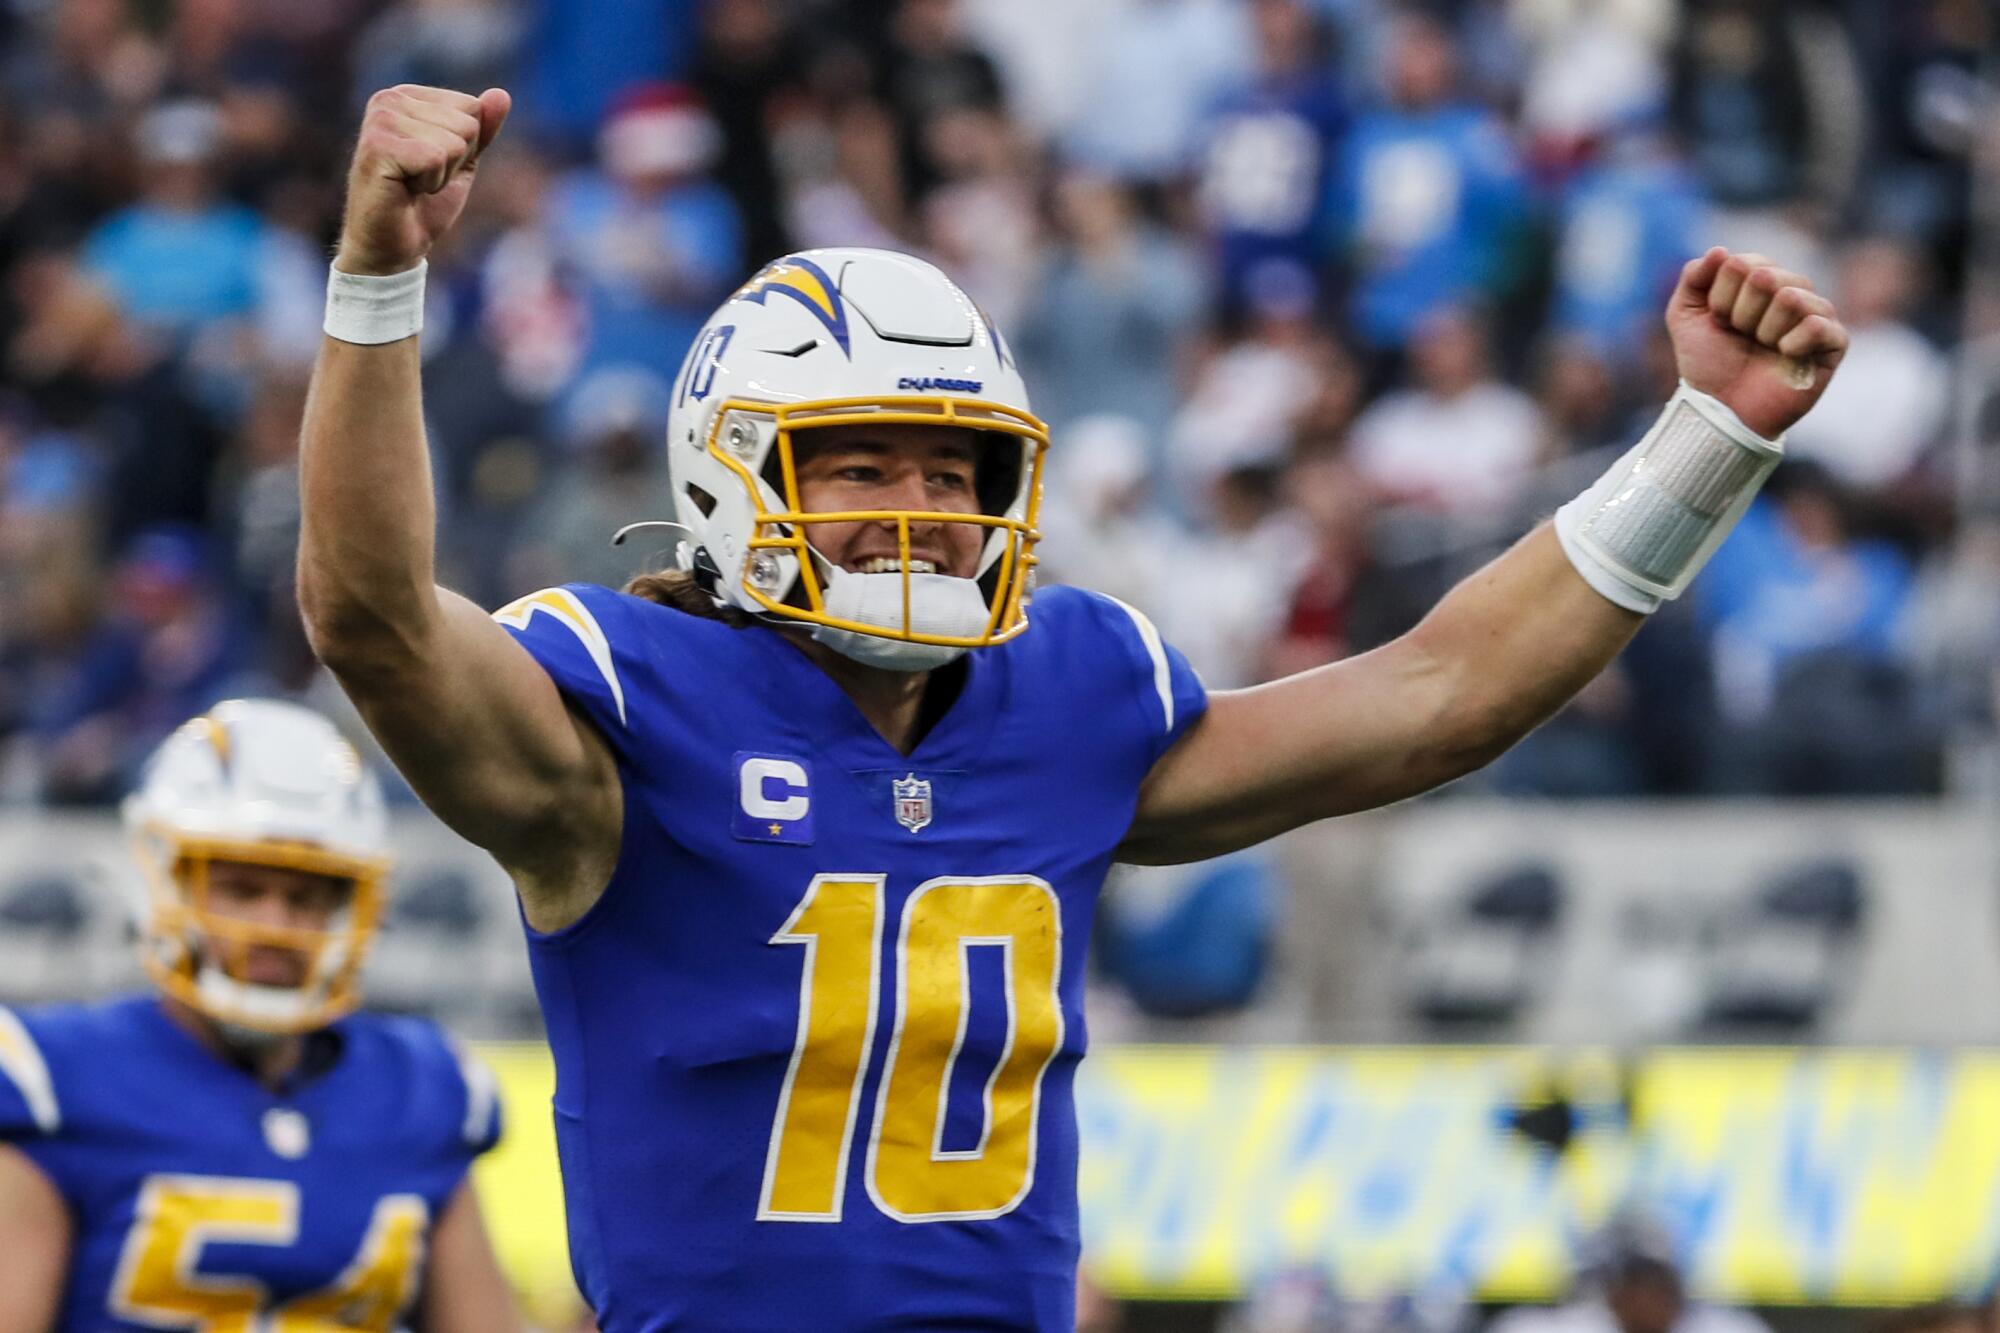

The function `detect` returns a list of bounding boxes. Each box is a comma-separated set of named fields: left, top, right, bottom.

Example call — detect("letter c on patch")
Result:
left=740, top=757, right=810, bottom=821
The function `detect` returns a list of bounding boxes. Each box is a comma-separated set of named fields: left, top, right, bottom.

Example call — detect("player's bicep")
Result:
left=418, top=1180, right=521, bottom=1333
left=336, top=587, right=619, bottom=877
left=0, top=1145, right=68, bottom=1333
left=1120, top=638, right=1458, bottom=864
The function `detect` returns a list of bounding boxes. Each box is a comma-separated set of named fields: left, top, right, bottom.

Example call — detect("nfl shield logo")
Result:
left=893, top=774, right=933, bottom=833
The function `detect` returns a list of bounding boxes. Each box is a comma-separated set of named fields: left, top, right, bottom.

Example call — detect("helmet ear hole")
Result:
left=686, top=484, right=717, bottom=518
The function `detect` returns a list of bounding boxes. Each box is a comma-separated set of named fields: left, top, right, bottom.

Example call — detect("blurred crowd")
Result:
left=0, top=0, right=1994, bottom=805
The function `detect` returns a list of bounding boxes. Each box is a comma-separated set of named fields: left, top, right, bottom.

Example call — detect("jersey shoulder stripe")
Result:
left=1096, top=594, right=1176, bottom=735
left=493, top=586, right=627, bottom=725
left=0, top=1006, right=60, bottom=1133
left=444, top=1033, right=502, bottom=1152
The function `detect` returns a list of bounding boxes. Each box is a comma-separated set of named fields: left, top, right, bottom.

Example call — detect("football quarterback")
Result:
left=299, top=83, right=1847, bottom=1330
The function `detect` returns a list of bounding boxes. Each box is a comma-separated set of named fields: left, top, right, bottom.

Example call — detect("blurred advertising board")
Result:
left=477, top=1043, right=2000, bottom=1314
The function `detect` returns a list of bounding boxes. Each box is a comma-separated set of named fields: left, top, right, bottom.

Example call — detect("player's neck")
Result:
left=162, top=997, right=309, bottom=1091
left=791, top=634, right=936, bottom=755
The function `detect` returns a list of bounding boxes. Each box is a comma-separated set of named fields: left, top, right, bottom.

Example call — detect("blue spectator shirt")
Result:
left=513, top=0, right=698, bottom=147
left=543, top=171, right=744, bottom=382
left=82, top=204, right=266, bottom=334
left=1554, top=151, right=1704, bottom=358
left=1198, top=74, right=1348, bottom=305
left=1327, top=104, right=1528, bottom=349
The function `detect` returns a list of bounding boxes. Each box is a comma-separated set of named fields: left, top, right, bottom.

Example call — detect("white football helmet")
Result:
left=121, top=699, right=390, bottom=1034
left=663, top=248, right=1048, bottom=670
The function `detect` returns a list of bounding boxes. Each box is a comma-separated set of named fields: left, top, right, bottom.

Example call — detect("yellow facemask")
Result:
left=703, top=394, right=1049, bottom=648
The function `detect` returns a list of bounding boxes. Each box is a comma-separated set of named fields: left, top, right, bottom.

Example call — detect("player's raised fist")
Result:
left=336, top=84, right=511, bottom=277
left=1666, top=246, right=1849, bottom=440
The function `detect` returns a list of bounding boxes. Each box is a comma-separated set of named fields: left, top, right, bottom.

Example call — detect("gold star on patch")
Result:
left=769, top=823, right=783, bottom=836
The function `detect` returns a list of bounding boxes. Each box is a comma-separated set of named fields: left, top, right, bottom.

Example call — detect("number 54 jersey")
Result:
left=0, top=996, right=501, bottom=1331
left=498, top=582, right=1207, bottom=1332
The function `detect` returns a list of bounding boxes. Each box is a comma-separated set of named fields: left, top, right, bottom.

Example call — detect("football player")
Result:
left=0, top=699, right=520, bottom=1332
left=298, top=85, right=1848, bottom=1329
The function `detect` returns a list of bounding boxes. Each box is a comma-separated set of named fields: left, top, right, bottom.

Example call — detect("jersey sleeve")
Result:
left=444, top=1035, right=504, bottom=1159
left=492, top=583, right=642, bottom=762
left=1087, top=592, right=1209, bottom=767
left=0, top=1007, right=63, bottom=1139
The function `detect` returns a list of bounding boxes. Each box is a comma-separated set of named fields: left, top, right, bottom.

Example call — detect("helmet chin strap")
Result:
left=810, top=569, right=990, bottom=673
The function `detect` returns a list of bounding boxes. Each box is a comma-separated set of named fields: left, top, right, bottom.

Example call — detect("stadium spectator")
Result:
left=1263, top=448, right=1379, bottom=678
left=1549, top=119, right=1705, bottom=363
left=350, top=0, right=522, bottom=118
left=920, top=105, right=1041, bottom=329
left=1700, top=464, right=1935, bottom=793
left=1509, top=0, right=1675, bottom=171
left=1489, top=1219, right=1773, bottom=1333
left=1195, top=0, right=1347, bottom=312
left=507, top=366, right=676, bottom=596
left=1168, top=265, right=1340, bottom=516
left=1015, top=170, right=1207, bottom=437
left=1327, top=11, right=1530, bottom=355
left=1666, top=0, right=1865, bottom=266
left=19, top=525, right=245, bottom=803
left=1786, top=237, right=1952, bottom=492
left=774, top=94, right=911, bottom=253
left=512, top=0, right=701, bottom=147
left=1062, top=0, right=1254, bottom=182
left=876, top=0, right=1007, bottom=200
left=80, top=100, right=265, bottom=339
left=541, top=84, right=744, bottom=382
left=1347, top=304, right=1545, bottom=516
left=691, top=0, right=806, bottom=266
left=1852, top=0, right=1987, bottom=284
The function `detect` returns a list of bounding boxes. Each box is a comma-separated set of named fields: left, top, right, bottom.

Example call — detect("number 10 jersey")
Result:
left=499, top=582, right=1207, bottom=1331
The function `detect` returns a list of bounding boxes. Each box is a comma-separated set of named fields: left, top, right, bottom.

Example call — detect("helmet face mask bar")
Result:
left=663, top=249, right=1051, bottom=660
left=706, top=394, right=1047, bottom=647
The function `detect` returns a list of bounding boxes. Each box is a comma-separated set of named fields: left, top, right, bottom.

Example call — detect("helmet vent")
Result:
left=837, top=256, right=975, bottom=346
left=762, top=339, right=819, bottom=358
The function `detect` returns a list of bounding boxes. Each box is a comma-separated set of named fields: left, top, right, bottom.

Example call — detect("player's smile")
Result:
left=790, top=422, right=988, bottom=581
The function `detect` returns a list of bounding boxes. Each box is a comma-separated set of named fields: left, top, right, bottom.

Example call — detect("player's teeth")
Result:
left=858, top=559, right=936, bottom=574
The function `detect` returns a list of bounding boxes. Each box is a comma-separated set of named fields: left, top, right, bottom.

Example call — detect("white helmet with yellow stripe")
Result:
left=664, top=248, right=1048, bottom=671
left=121, top=700, right=390, bottom=1035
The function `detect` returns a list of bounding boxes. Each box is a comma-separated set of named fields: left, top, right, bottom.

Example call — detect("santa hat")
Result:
left=599, top=83, right=722, bottom=178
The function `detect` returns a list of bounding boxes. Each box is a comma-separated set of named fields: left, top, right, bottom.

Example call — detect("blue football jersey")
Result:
left=0, top=996, right=501, bottom=1331
left=497, top=582, right=1207, bottom=1331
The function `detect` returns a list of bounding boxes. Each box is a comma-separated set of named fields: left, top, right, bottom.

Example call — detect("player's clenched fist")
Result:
left=1666, top=246, right=1849, bottom=440
left=336, top=84, right=511, bottom=278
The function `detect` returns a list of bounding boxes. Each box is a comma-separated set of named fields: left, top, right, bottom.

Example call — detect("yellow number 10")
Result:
left=759, top=874, right=1064, bottom=1224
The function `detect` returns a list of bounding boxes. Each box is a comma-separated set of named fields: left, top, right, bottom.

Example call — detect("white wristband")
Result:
left=1555, top=380, right=1784, bottom=614
left=324, top=260, right=427, bottom=345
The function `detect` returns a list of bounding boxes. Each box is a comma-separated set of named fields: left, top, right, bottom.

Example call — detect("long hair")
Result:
left=622, top=569, right=756, bottom=627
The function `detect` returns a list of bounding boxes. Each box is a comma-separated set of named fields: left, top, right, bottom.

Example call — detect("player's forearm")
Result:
left=297, top=332, right=444, bottom=674
left=1401, top=523, right=1642, bottom=776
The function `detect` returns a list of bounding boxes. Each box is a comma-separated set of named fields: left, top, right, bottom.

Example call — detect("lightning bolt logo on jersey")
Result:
left=498, top=581, right=1206, bottom=1330
left=0, top=997, right=500, bottom=1330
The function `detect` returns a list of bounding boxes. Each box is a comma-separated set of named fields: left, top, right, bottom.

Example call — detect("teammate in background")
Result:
left=298, top=84, right=1848, bottom=1330
left=0, top=700, right=520, bottom=1333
